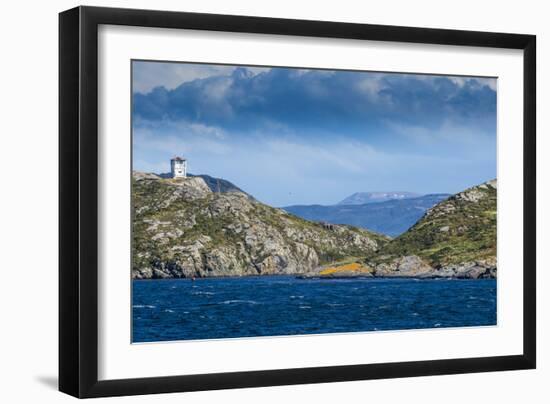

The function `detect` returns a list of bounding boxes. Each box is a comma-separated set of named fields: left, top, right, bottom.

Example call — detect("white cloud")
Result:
left=448, top=76, right=497, bottom=91
left=132, top=61, right=270, bottom=93
left=387, top=73, right=496, bottom=92
left=202, top=77, right=233, bottom=101
left=132, top=122, right=490, bottom=206
left=357, top=73, right=393, bottom=104
left=387, top=118, right=495, bottom=150
left=133, top=120, right=232, bottom=175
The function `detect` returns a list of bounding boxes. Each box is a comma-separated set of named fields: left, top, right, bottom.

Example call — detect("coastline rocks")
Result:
left=299, top=263, right=375, bottom=279
left=373, top=255, right=434, bottom=278
left=299, top=255, right=497, bottom=279
left=370, top=255, right=496, bottom=279
left=436, top=258, right=497, bottom=279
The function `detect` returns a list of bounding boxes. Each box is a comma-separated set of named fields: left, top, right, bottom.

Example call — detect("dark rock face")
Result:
left=158, top=172, right=251, bottom=196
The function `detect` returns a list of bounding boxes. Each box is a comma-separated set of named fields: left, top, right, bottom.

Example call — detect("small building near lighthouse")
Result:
left=170, top=156, right=187, bottom=178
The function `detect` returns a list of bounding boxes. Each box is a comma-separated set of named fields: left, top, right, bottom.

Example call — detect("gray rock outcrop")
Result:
left=132, top=172, right=388, bottom=279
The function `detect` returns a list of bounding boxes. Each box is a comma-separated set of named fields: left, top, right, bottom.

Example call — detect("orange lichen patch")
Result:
left=319, top=262, right=371, bottom=276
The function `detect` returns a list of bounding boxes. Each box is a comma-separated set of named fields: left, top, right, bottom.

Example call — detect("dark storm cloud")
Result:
left=133, top=66, right=496, bottom=137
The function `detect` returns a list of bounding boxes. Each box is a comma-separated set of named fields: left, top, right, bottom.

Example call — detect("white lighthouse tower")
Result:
left=170, top=156, right=187, bottom=178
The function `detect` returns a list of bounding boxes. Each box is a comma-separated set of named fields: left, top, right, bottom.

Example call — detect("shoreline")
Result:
left=132, top=273, right=496, bottom=281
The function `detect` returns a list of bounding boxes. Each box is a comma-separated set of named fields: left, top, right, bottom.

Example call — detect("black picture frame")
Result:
left=59, top=5, right=536, bottom=398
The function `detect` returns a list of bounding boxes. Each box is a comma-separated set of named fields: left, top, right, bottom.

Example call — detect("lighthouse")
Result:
left=170, top=156, right=187, bottom=178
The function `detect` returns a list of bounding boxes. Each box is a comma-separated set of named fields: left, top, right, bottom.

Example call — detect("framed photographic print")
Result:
left=59, top=6, right=536, bottom=398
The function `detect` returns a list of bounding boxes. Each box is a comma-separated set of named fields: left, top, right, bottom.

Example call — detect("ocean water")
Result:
left=132, top=276, right=496, bottom=343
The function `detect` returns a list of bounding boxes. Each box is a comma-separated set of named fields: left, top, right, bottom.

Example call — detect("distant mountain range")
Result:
left=283, top=194, right=450, bottom=237
left=338, top=191, right=420, bottom=205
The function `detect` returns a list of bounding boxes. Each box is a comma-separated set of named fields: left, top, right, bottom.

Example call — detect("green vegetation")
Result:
left=369, top=181, right=496, bottom=266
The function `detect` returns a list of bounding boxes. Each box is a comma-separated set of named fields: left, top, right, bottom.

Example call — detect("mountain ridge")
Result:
left=338, top=191, right=421, bottom=205
left=283, top=193, right=450, bottom=237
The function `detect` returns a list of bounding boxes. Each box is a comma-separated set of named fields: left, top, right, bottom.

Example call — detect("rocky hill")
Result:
left=283, top=193, right=449, bottom=237
left=301, top=180, right=497, bottom=279
left=132, top=172, right=389, bottom=279
left=366, top=180, right=497, bottom=278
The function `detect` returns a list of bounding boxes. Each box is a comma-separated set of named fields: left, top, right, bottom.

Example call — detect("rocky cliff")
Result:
left=132, top=172, right=389, bottom=279
left=366, top=180, right=497, bottom=278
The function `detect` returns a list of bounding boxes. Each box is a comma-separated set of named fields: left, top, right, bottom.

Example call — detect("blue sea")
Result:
left=132, top=276, right=496, bottom=343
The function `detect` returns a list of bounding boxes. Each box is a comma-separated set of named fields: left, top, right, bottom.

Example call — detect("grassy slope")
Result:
left=371, top=181, right=496, bottom=266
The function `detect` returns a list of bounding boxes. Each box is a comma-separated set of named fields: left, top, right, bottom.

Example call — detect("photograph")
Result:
left=131, top=60, right=497, bottom=343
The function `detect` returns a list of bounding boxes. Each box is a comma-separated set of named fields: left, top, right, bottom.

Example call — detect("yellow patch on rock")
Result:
left=320, top=262, right=372, bottom=276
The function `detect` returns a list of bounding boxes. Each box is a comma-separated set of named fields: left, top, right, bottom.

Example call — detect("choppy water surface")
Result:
left=132, top=276, right=496, bottom=342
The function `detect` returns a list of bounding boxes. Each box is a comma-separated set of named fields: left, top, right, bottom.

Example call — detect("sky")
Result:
left=132, top=60, right=497, bottom=207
